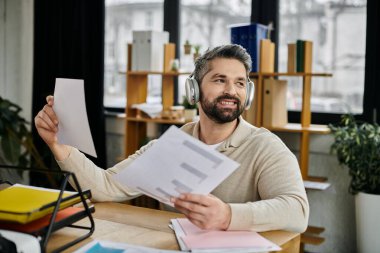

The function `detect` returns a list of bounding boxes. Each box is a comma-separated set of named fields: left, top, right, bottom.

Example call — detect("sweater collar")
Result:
left=191, top=116, right=254, bottom=151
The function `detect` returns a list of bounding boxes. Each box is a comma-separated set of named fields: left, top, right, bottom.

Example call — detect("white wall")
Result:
left=0, top=0, right=34, bottom=122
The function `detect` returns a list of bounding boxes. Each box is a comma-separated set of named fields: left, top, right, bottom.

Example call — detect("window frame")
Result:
left=109, top=0, right=377, bottom=124
left=252, top=0, right=373, bottom=125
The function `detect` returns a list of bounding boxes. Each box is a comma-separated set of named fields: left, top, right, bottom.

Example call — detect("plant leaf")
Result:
left=1, top=129, right=21, bottom=164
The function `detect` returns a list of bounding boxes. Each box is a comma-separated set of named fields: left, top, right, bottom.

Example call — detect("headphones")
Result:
left=185, top=74, right=255, bottom=110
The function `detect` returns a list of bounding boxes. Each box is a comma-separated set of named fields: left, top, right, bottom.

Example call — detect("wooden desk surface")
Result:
left=47, top=202, right=300, bottom=253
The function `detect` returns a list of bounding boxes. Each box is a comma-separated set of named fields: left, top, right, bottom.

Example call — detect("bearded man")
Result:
left=35, top=44, right=309, bottom=232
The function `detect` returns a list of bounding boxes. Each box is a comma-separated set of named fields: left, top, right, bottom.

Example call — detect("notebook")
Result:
left=0, top=184, right=91, bottom=224
left=171, top=218, right=281, bottom=252
left=0, top=206, right=94, bottom=234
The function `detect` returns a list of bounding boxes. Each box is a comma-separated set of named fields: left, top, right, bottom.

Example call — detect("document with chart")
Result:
left=113, top=126, right=240, bottom=206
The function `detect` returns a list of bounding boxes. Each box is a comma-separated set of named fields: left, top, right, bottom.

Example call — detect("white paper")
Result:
left=131, top=103, right=163, bottom=118
left=73, top=240, right=182, bottom=253
left=0, top=230, right=41, bottom=253
left=113, top=126, right=240, bottom=206
left=303, top=180, right=331, bottom=190
left=53, top=78, right=97, bottom=157
left=171, top=219, right=189, bottom=251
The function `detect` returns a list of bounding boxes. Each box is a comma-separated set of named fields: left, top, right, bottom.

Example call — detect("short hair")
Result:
left=192, top=44, right=252, bottom=85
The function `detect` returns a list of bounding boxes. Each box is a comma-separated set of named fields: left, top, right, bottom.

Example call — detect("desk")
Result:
left=47, top=202, right=300, bottom=253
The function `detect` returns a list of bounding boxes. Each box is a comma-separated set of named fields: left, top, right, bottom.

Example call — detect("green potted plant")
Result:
left=182, top=95, right=198, bottom=122
left=0, top=96, right=47, bottom=182
left=193, top=44, right=201, bottom=61
left=329, top=114, right=380, bottom=252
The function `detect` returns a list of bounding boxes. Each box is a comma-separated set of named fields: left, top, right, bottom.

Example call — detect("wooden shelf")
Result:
left=301, top=225, right=326, bottom=248
left=301, top=234, right=325, bottom=246
left=306, top=176, right=328, bottom=182
left=265, top=123, right=331, bottom=134
left=121, top=71, right=192, bottom=76
left=126, top=116, right=187, bottom=125
left=249, top=72, right=333, bottom=77
left=305, top=226, right=325, bottom=235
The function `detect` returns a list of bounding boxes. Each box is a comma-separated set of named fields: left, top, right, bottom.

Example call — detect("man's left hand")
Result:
left=171, top=193, right=231, bottom=230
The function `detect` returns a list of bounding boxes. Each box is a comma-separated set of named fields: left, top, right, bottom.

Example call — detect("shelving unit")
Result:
left=124, top=43, right=191, bottom=157
left=124, top=41, right=331, bottom=250
left=125, top=71, right=191, bottom=156
left=124, top=42, right=332, bottom=180
left=245, top=41, right=332, bottom=252
left=247, top=71, right=332, bottom=181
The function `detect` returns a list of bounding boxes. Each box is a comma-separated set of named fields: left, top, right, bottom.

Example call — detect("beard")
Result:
left=200, top=93, right=244, bottom=124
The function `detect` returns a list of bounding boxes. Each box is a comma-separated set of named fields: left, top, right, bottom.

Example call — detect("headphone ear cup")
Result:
left=185, top=77, right=200, bottom=105
left=244, top=80, right=255, bottom=110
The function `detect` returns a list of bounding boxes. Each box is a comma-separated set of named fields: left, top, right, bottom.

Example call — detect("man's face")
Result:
left=199, top=58, right=247, bottom=124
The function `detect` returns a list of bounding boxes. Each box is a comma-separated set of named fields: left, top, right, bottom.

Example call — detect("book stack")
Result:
left=230, top=23, right=269, bottom=72
left=287, top=40, right=313, bottom=73
left=0, top=183, right=94, bottom=251
left=171, top=218, right=281, bottom=252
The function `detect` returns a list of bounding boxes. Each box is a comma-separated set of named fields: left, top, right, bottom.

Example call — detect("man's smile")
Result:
left=218, top=99, right=238, bottom=109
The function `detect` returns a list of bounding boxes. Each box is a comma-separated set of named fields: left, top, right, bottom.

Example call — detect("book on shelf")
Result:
left=295, top=40, right=313, bottom=72
left=263, top=79, right=288, bottom=128
left=303, top=40, right=313, bottom=72
left=248, top=23, right=269, bottom=72
left=296, top=40, right=305, bottom=72
left=230, top=23, right=268, bottom=72
left=259, top=39, right=275, bottom=73
left=0, top=184, right=91, bottom=224
left=171, top=218, right=281, bottom=252
left=287, top=43, right=297, bottom=73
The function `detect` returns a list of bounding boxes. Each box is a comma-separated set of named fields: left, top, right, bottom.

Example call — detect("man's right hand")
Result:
left=34, top=95, right=71, bottom=161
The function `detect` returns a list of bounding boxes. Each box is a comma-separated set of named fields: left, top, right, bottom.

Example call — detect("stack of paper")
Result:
left=131, top=103, right=163, bottom=118
left=171, top=218, right=281, bottom=252
left=303, top=180, right=331, bottom=190
left=132, top=31, right=169, bottom=71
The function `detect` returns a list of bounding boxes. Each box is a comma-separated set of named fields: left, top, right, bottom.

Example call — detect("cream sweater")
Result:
left=57, top=118, right=309, bottom=233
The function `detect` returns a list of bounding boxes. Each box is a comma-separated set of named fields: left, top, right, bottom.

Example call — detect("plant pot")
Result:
left=184, top=44, right=192, bottom=55
left=355, top=192, right=380, bottom=252
left=184, top=109, right=197, bottom=121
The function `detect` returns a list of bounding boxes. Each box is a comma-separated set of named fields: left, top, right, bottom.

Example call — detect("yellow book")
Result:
left=303, top=40, right=313, bottom=72
left=259, top=39, right=275, bottom=73
left=0, top=184, right=90, bottom=224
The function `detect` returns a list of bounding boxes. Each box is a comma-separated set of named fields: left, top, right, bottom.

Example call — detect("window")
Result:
left=279, top=0, right=367, bottom=114
left=104, top=0, right=164, bottom=109
left=145, top=11, right=153, bottom=28
left=179, top=0, right=251, bottom=103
